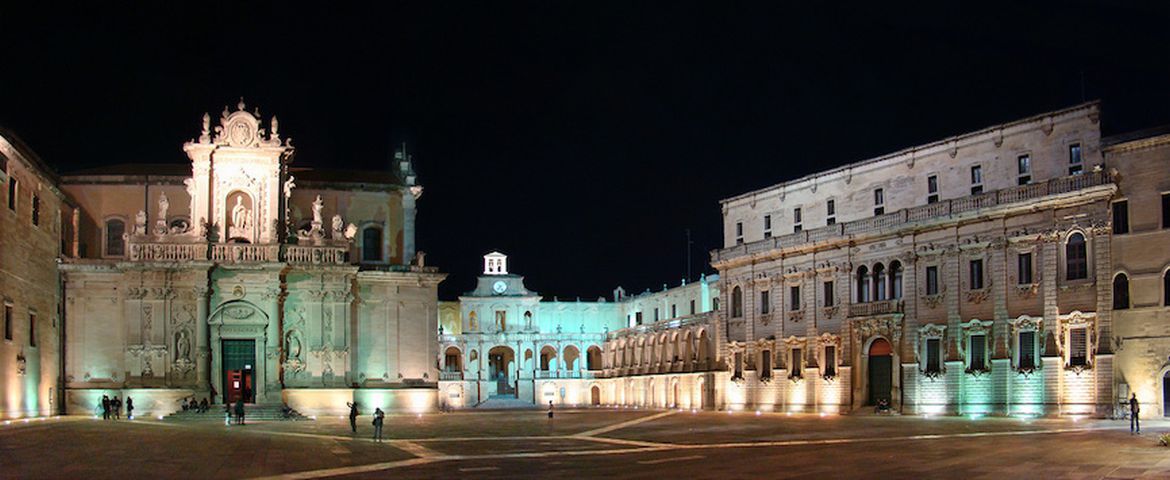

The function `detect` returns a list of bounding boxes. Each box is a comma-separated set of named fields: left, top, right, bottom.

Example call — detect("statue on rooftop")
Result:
left=312, top=195, right=324, bottom=225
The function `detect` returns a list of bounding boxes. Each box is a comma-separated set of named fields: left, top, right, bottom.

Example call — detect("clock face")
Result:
left=492, top=280, right=508, bottom=294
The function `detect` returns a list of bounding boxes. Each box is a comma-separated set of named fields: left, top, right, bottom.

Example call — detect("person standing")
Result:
left=1130, top=393, right=1141, bottom=434
left=112, top=396, right=121, bottom=420
left=347, top=402, right=359, bottom=434
left=101, top=395, right=110, bottom=420
left=547, top=400, right=554, bottom=420
left=234, top=399, right=246, bottom=425
left=372, top=408, right=385, bottom=442
left=126, top=397, right=134, bottom=420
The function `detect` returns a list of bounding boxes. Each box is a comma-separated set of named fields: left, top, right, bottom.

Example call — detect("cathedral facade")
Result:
left=14, top=101, right=445, bottom=418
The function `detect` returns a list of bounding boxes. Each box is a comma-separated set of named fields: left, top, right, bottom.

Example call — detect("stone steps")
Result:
left=164, top=405, right=311, bottom=422
left=474, top=396, right=538, bottom=410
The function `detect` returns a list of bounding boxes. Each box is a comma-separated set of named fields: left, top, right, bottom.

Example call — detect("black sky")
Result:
left=2, top=2, right=1169, bottom=300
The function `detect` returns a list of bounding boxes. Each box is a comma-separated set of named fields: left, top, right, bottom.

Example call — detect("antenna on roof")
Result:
left=686, top=228, right=693, bottom=283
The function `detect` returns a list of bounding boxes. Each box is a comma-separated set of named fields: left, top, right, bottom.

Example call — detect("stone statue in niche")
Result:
left=228, top=194, right=252, bottom=240
left=524, top=311, right=533, bottom=330
left=331, top=214, right=344, bottom=237
left=175, top=329, right=191, bottom=361
left=155, top=193, right=170, bottom=235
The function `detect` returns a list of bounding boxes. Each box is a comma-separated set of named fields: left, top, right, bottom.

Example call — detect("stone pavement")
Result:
left=2, top=410, right=1170, bottom=479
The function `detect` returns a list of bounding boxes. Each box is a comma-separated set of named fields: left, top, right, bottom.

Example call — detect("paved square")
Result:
left=3, top=410, right=1170, bottom=479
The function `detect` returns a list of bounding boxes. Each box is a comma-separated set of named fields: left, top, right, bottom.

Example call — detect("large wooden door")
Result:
left=868, top=339, right=893, bottom=406
left=222, top=339, right=256, bottom=403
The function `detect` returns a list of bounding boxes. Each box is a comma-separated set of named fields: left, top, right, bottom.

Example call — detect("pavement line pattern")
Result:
left=458, top=466, right=500, bottom=472
left=637, top=454, right=705, bottom=465
left=246, top=423, right=1134, bottom=479
left=574, top=410, right=677, bottom=437
left=391, top=440, right=443, bottom=458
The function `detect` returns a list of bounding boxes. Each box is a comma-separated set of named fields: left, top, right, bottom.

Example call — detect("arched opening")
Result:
left=443, top=346, right=462, bottom=372
left=889, top=261, right=904, bottom=300
left=856, top=265, right=870, bottom=303
left=672, top=381, right=680, bottom=407
left=731, top=286, right=743, bottom=318
left=867, top=338, right=893, bottom=406
left=540, top=345, right=558, bottom=371
left=361, top=226, right=383, bottom=262
left=563, top=345, right=581, bottom=372
left=873, top=263, right=887, bottom=301
left=1164, top=370, right=1170, bottom=417
left=591, top=385, right=601, bottom=406
left=488, top=346, right=516, bottom=396
left=586, top=346, right=603, bottom=371
left=1165, top=269, right=1170, bottom=307
left=1066, top=232, right=1088, bottom=280
left=697, top=330, right=710, bottom=368
left=698, top=377, right=707, bottom=409
left=1113, top=273, right=1130, bottom=310
left=226, top=190, right=255, bottom=243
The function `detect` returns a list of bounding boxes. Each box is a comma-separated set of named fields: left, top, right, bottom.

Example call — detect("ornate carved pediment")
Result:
left=212, top=99, right=284, bottom=149
left=851, top=316, right=903, bottom=343
left=223, top=305, right=255, bottom=320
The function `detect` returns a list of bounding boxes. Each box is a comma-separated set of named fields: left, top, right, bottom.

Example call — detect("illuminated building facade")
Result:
left=711, top=102, right=1137, bottom=416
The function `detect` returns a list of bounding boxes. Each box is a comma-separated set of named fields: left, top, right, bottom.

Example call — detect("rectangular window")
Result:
left=31, top=195, right=40, bottom=226
left=761, top=350, right=772, bottom=379
left=635, top=312, right=643, bottom=326
left=1070, top=328, right=1087, bottom=367
left=1019, top=331, right=1036, bottom=370
left=7, top=178, right=16, bottom=211
left=969, top=334, right=986, bottom=371
left=1018, top=252, right=1033, bottom=284
left=1162, top=193, right=1170, bottom=229
left=789, top=286, right=800, bottom=310
left=823, top=281, right=835, bottom=307
left=970, top=165, right=983, bottom=195
left=760, top=290, right=770, bottom=315
left=826, top=200, right=836, bottom=225
left=926, top=266, right=939, bottom=295
left=1112, top=201, right=1129, bottom=234
left=689, top=299, right=695, bottom=315
left=873, top=188, right=885, bottom=216
left=824, top=345, right=836, bottom=377
left=790, top=348, right=803, bottom=376
left=671, top=304, right=677, bottom=318
left=793, top=207, right=803, bottom=233
left=926, top=338, right=941, bottom=373
left=927, top=175, right=939, bottom=204
left=1068, top=144, right=1083, bottom=175
left=1017, top=155, right=1032, bottom=185
left=3, top=304, right=11, bottom=341
left=28, top=313, right=36, bottom=347
left=653, top=308, right=659, bottom=322
left=734, top=351, right=743, bottom=379
left=735, top=222, right=743, bottom=245
left=969, top=259, right=984, bottom=290
left=763, top=214, right=772, bottom=239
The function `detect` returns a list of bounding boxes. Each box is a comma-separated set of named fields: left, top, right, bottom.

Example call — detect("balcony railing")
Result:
left=439, top=371, right=464, bottom=381
left=535, top=370, right=593, bottom=380
left=848, top=299, right=904, bottom=317
left=127, top=242, right=209, bottom=262
left=285, top=245, right=349, bottom=265
left=121, top=240, right=353, bottom=266
left=715, top=170, right=1113, bottom=263
left=211, top=244, right=280, bottom=263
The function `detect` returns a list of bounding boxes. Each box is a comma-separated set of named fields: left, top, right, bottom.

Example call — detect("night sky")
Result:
left=2, top=3, right=1169, bottom=300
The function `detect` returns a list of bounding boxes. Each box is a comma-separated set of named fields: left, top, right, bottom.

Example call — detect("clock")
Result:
left=492, top=280, right=508, bottom=294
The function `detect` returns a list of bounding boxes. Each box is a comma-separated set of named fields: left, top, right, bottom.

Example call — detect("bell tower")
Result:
left=182, top=98, right=294, bottom=244
left=484, top=251, right=508, bottom=275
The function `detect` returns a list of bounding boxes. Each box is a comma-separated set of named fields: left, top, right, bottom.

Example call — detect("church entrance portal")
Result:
left=868, top=338, right=893, bottom=406
left=488, top=346, right=515, bottom=397
left=223, top=339, right=256, bottom=404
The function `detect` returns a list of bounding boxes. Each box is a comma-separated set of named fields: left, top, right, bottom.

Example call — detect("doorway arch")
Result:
left=591, top=385, right=601, bottom=406
left=868, top=338, right=893, bottom=406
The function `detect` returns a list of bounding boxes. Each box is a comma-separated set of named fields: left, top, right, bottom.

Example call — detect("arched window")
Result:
left=105, top=219, right=126, bottom=257
left=889, top=261, right=904, bottom=300
left=1113, top=273, right=1130, bottom=310
left=1066, top=233, right=1088, bottom=280
left=361, top=226, right=382, bottom=262
left=731, top=286, right=743, bottom=318
left=856, top=266, right=870, bottom=303
left=873, top=263, right=887, bottom=301
left=1165, top=270, right=1170, bottom=307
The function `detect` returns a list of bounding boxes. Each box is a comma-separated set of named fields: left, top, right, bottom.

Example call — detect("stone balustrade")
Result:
left=211, top=244, right=280, bottom=263
left=715, top=170, right=1113, bottom=264
left=122, top=240, right=356, bottom=266
left=126, top=241, right=208, bottom=262
left=847, top=299, right=904, bottom=318
left=439, top=371, right=464, bottom=381
left=284, top=245, right=349, bottom=265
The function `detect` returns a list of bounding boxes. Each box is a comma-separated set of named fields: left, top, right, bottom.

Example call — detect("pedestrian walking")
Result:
left=547, top=400, right=554, bottom=420
left=1130, top=393, right=1141, bottom=434
left=372, top=408, right=385, bottom=442
left=347, top=402, right=359, bottom=433
left=112, top=396, right=122, bottom=420
left=234, top=399, right=246, bottom=425
left=101, top=395, right=110, bottom=420
left=126, top=397, right=134, bottom=420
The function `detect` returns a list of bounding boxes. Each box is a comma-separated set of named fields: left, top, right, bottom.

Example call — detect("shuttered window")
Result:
left=1070, top=328, right=1088, bottom=366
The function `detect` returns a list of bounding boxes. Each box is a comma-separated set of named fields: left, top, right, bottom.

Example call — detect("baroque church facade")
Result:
left=3, top=99, right=1170, bottom=420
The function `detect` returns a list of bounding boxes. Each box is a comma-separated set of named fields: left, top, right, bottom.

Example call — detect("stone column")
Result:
left=262, top=287, right=282, bottom=404
left=195, top=286, right=211, bottom=391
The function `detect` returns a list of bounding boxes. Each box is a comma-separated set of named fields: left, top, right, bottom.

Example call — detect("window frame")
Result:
left=823, top=280, right=835, bottom=307
left=31, top=195, right=40, bottom=226
left=789, top=285, right=801, bottom=311
left=763, top=214, right=772, bottom=239
left=103, top=216, right=128, bottom=258
left=1017, top=154, right=1032, bottom=185
left=873, top=188, right=885, bottom=216
left=970, top=165, right=984, bottom=195
left=925, top=265, right=939, bottom=296
left=918, top=324, right=946, bottom=376
left=1113, top=272, right=1130, bottom=310
left=1017, top=252, right=1034, bottom=285
left=3, top=302, right=12, bottom=342
left=7, top=177, right=17, bottom=211
left=1064, top=231, right=1089, bottom=281
left=927, top=174, right=939, bottom=204
left=731, top=286, right=743, bottom=318
left=1010, top=316, right=1042, bottom=373
left=734, top=221, right=744, bottom=245
left=1162, top=193, right=1170, bottom=230
left=360, top=224, right=385, bottom=263
left=759, top=290, right=770, bottom=315
left=1068, top=143, right=1083, bottom=175
left=826, top=200, right=836, bottom=226
left=793, top=207, right=803, bottom=233
left=1112, top=200, right=1129, bottom=235
left=28, top=311, right=36, bottom=348
left=969, top=258, right=985, bottom=290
